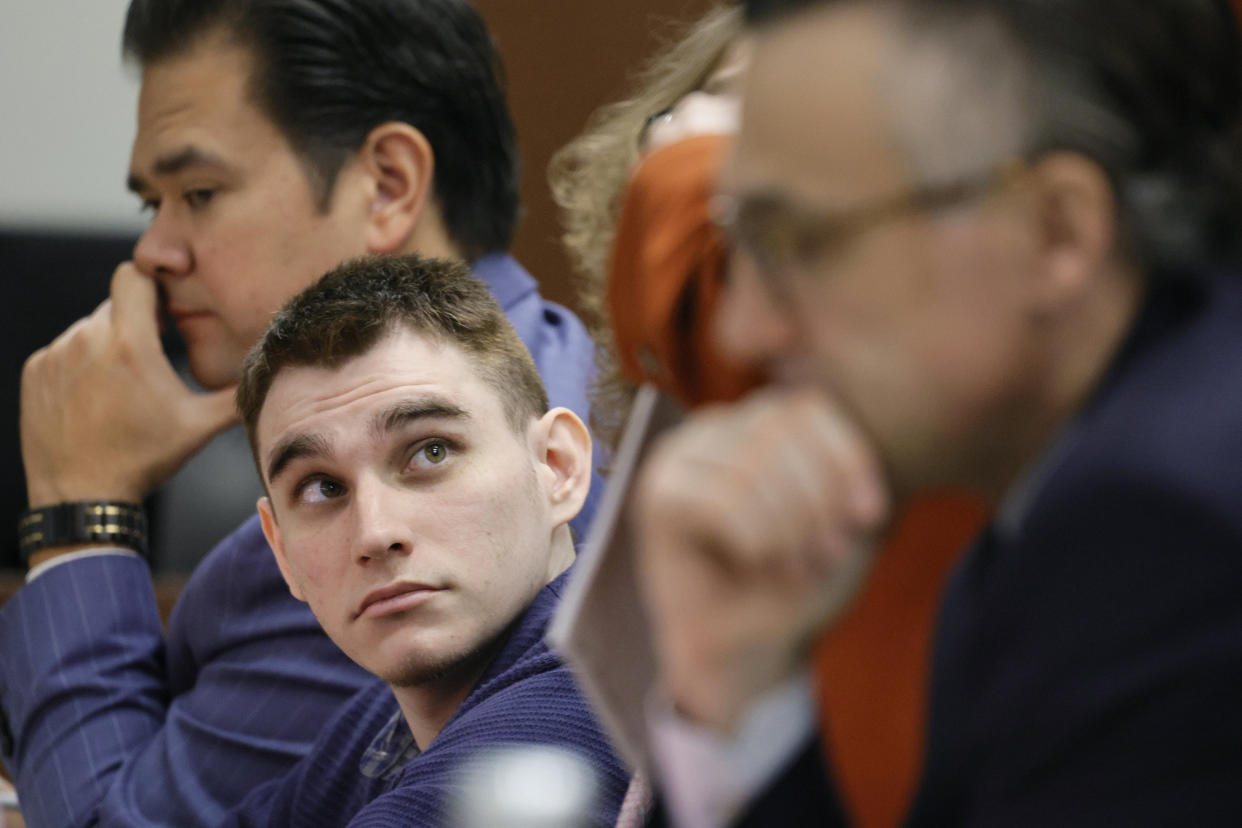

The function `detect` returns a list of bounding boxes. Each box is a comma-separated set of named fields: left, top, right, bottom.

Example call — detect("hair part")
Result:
left=237, top=254, right=549, bottom=466
left=123, top=0, right=520, bottom=259
left=746, top=0, right=1242, bottom=275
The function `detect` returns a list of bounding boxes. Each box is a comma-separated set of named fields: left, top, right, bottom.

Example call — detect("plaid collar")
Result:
left=359, top=708, right=421, bottom=780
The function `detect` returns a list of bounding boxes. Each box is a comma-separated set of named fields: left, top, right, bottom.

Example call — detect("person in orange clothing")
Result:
left=551, top=7, right=987, bottom=825
left=550, top=4, right=750, bottom=450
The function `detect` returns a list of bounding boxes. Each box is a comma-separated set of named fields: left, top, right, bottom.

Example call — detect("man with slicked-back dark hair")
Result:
left=0, top=1, right=600, bottom=825
left=619, top=0, right=1242, bottom=824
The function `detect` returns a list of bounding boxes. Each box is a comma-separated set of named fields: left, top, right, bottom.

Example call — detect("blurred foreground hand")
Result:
left=632, top=387, right=889, bottom=732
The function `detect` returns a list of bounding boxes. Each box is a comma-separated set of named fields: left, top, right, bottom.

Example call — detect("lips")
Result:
left=356, top=582, right=440, bottom=619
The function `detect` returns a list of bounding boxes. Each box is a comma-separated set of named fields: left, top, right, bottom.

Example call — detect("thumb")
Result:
left=109, top=261, right=162, bottom=343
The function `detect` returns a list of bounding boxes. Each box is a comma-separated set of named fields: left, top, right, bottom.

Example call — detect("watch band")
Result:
left=18, top=501, right=148, bottom=563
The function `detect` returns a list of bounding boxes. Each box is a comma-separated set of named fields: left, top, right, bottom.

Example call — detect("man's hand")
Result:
left=632, top=387, right=889, bottom=732
left=20, top=262, right=240, bottom=512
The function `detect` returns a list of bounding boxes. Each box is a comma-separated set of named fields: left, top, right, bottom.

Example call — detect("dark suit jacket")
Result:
left=662, top=271, right=1242, bottom=827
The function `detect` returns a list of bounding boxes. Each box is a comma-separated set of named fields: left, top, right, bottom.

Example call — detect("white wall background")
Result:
left=1, top=0, right=145, bottom=233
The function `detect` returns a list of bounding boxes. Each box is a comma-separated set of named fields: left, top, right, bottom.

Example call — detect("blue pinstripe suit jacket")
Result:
left=0, top=254, right=601, bottom=827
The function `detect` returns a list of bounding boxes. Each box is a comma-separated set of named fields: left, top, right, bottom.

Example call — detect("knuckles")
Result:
left=634, top=389, right=884, bottom=732
left=21, top=346, right=48, bottom=386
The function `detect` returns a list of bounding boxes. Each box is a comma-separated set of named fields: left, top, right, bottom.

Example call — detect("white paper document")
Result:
left=547, top=385, right=684, bottom=773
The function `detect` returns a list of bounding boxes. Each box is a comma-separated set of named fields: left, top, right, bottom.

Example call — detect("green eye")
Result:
left=410, top=440, right=452, bottom=470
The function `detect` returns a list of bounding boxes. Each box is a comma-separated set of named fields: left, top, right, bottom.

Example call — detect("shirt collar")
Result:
left=993, top=419, right=1083, bottom=545
left=359, top=707, right=421, bottom=780
left=470, top=252, right=537, bottom=312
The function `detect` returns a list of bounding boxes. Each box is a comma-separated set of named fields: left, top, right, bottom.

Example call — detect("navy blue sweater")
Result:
left=220, top=570, right=629, bottom=826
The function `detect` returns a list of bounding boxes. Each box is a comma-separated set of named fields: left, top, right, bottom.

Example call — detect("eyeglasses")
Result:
left=639, top=108, right=675, bottom=153
left=712, top=158, right=1028, bottom=285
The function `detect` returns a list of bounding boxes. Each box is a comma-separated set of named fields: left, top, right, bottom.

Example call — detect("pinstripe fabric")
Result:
left=0, top=530, right=364, bottom=827
left=0, top=255, right=600, bottom=827
left=222, top=571, right=630, bottom=827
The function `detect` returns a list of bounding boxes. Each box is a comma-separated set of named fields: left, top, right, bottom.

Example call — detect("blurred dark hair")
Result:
left=744, top=0, right=1242, bottom=273
left=123, top=0, right=520, bottom=260
left=238, top=254, right=548, bottom=464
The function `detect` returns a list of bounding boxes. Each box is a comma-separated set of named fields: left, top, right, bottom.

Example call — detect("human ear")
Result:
left=257, top=496, right=306, bottom=603
left=532, top=408, right=593, bottom=528
left=358, top=122, right=435, bottom=254
left=1026, top=152, right=1118, bottom=315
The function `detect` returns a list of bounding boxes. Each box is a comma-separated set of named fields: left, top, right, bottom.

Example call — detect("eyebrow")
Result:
left=265, top=398, right=470, bottom=485
left=266, top=433, right=333, bottom=487
left=372, top=399, right=469, bottom=439
left=126, top=145, right=233, bottom=194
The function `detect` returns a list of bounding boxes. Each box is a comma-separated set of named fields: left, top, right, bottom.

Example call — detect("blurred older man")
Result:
left=634, top=0, right=1242, bottom=824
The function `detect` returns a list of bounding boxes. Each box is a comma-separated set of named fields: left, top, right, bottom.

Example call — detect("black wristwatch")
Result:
left=18, top=501, right=148, bottom=564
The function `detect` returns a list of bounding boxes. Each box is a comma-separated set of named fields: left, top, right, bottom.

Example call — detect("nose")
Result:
left=133, top=207, right=192, bottom=279
left=714, top=249, right=797, bottom=368
left=351, top=476, right=414, bottom=564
